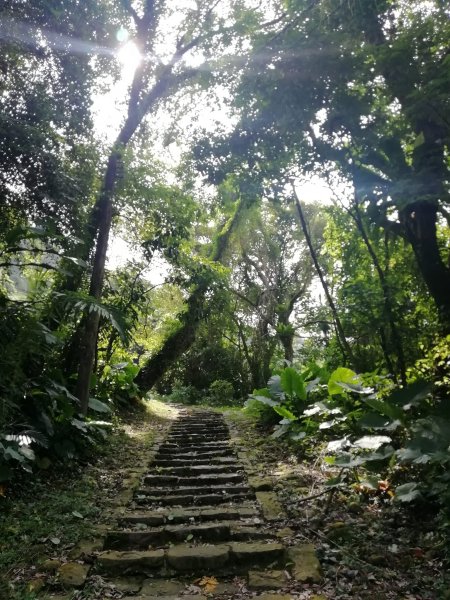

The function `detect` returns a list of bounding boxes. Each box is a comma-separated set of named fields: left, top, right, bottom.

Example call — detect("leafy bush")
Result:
left=247, top=362, right=450, bottom=512
left=97, top=361, right=140, bottom=408
left=168, top=384, right=202, bottom=405
left=206, top=379, right=235, bottom=406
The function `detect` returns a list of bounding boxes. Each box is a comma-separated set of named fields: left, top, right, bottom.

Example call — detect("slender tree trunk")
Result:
left=277, top=313, right=294, bottom=363
left=75, top=152, right=118, bottom=414
left=378, top=326, right=397, bottom=383
left=279, top=328, right=294, bottom=363
left=292, top=186, right=357, bottom=368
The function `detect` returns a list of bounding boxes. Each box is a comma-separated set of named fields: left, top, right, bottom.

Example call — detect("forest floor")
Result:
left=0, top=398, right=448, bottom=600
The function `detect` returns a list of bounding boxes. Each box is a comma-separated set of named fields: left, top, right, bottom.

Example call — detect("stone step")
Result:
left=169, top=425, right=228, bottom=432
left=143, top=473, right=245, bottom=486
left=158, top=445, right=232, bottom=455
left=135, top=491, right=254, bottom=507
left=154, top=464, right=241, bottom=476
left=167, top=432, right=228, bottom=439
left=169, top=430, right=229, bottom=437
left=152, top=457, right=238, bottom=467
left=121, top=596, right=205, bottom=600
left=156, top=448, right=234, bottom=457
left=171, top=423, right=223, bottom=429
left=105, top=521, right=276, bottom=550
left=136, top=484, right=250, bottom=497
left=168, top=431, right=228, bottom=438
left=161, top=441, right=231, bottom=449
left=173, top=417, right=219, bottom=422
left=120, top=506, right=259, bottom=527
left=98, top=542, right=285, bottom=576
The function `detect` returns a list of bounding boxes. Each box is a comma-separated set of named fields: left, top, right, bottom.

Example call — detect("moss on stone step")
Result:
left=166, top=544, right=230, bottom=571
left=287, top=544, right=322, bottom=583
left=98, top=550, right=164, bottom=574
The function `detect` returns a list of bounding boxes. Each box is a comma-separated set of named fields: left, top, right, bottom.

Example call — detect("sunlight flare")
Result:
left=117, top=41, right=142, bottom=71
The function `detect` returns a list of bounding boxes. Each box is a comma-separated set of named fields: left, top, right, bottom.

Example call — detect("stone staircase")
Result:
left=96, top=408, right=321, bottom=599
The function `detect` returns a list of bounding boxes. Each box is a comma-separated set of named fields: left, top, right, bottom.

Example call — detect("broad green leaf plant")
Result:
left=247, top=363, right=450, bottom=508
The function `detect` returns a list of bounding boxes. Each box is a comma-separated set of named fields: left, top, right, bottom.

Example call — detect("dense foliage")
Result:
left=0, top=0, right=449, bottom=551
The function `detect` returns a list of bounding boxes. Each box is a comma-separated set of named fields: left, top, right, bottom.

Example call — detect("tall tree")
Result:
left=194, top=0, right=450, bottom=334
left=74, top=0, right=253, bottom=411
left=224, top=199, right=323, bottom=387
left=135, top=185, right=250, bottom=391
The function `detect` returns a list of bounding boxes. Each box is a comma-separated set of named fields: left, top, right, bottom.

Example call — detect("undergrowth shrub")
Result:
left=246, top=361, right=450, bottom=515
left=96, top=361, right=140, bottom=408
left=168, top=384, right=203, bottom=405
left=206, top=379, right=235, bottom=406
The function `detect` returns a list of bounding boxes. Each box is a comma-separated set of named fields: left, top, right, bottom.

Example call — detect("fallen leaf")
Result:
left=198, top=575, right=218, bottom=593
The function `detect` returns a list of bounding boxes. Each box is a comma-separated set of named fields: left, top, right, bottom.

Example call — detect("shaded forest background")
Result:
left=1, top=0, right=449, bottom=519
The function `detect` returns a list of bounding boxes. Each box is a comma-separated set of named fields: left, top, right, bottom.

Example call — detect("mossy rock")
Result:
left=58, top=562, right=90, bottom=587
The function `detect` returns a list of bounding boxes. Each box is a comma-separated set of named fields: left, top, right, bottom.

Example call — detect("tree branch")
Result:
left=120, top=0, right=141, bottom=27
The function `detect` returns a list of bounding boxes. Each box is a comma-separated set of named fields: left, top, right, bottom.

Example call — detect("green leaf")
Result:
left=4, top=447, right=24, bottom=462
left=19, top=447, right=35, bottom=461
left=364, top=445, right=395, bottom=461
left=394, top=482, right=422, bottom=503
left=358, top=477, right=379, bottom=490
left=334, top=453, right=367, bottom=467
left=357, top=412, right=402, bottom=431
left=327, top=437, right=350, bottom=452
left=72, top=511, right=84, bottom=519
left=71, top=418, right=88, bottom=431
left=268, top=375, right=283, bottom=398
left=88, top=398, right=112, bottom=413
left=249, top=395, right=279, bottom=407
left=387, top=380, right=432, bottom=410
left=325, top=475, right=344, bottom=488
left=273, top=405, right=297, bottom=421
left=281, top=367, right=306, bottom=400
left=271, top=423, right=290, bottom=438
left=303, top=402, right=327, bottom=417
left=328, top=368, right=360, bottom=395
left=413, top=131, right=425, bottom=148
left=364, top=397, right=404, bottom=421
left=353, top=435, right=391, bottom=450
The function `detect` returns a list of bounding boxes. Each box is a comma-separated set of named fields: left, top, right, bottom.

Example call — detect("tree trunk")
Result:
left=362, top=10, right=450, bottom=335
left=401, top=201, right=450, bottom=334
left=134, top=288, right=203, bottom=390
left=277, top=313, right=294, bottom=363
left=75, top=152, right=118, bottom=414
left=135, top=197, right=249, bottom=391
left=73, top=38, right=197, bottom=413
left=292, top=186, right=357, bottom=368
